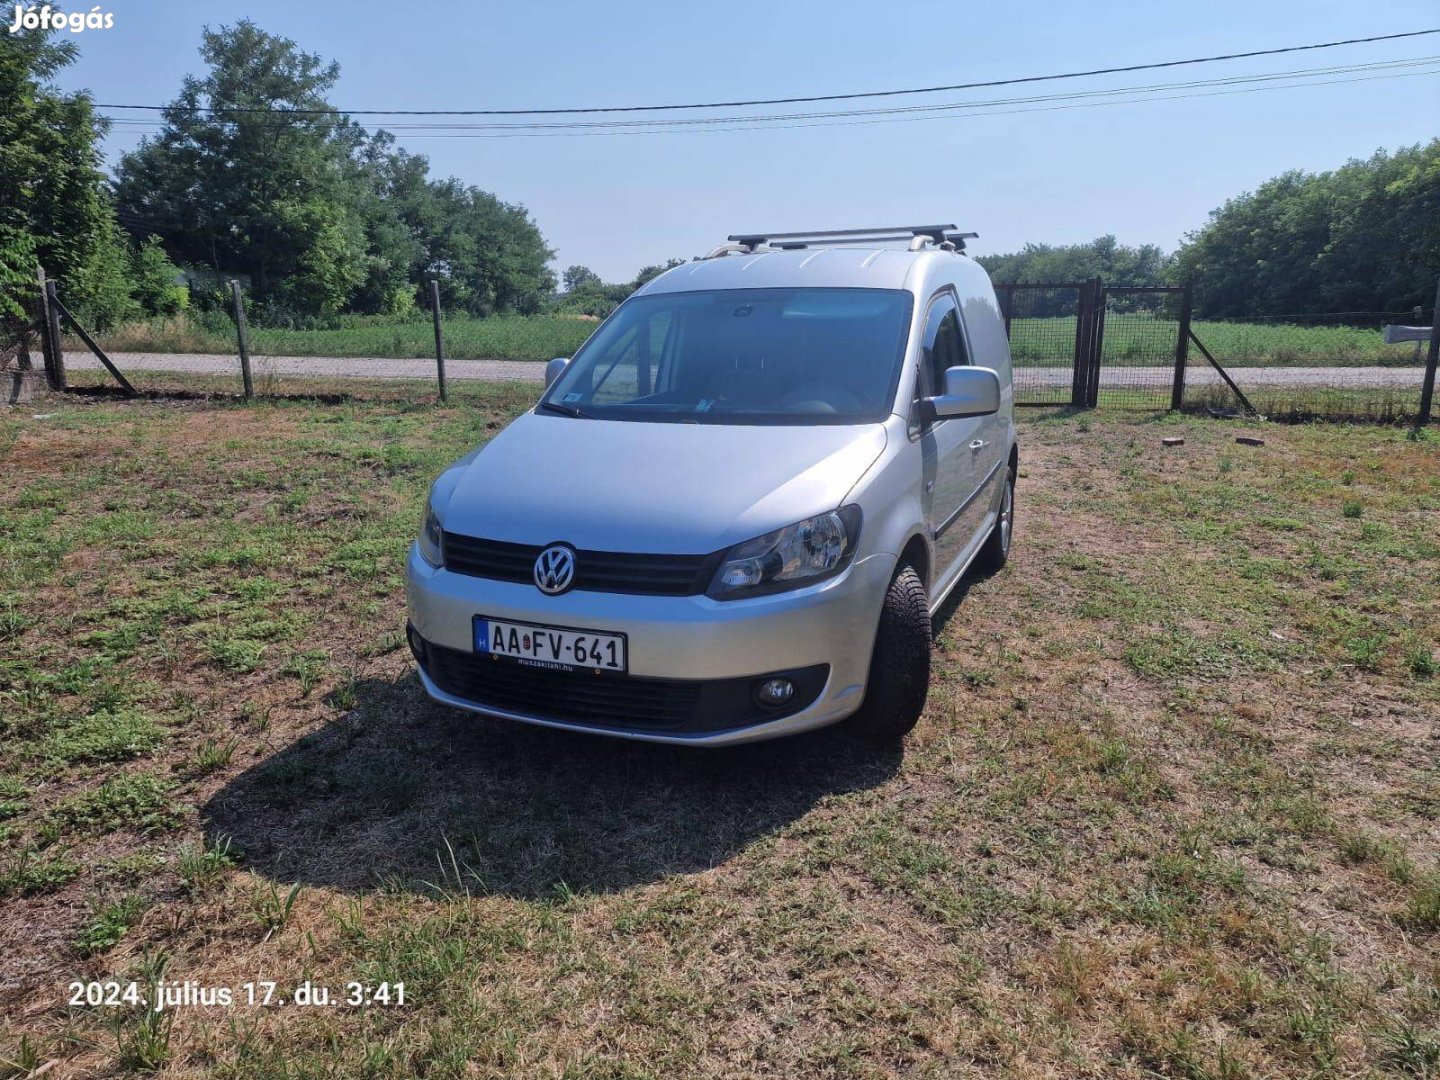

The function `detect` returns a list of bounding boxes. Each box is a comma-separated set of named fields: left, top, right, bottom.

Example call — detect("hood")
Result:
left=437, top=412, right=888, bottom=553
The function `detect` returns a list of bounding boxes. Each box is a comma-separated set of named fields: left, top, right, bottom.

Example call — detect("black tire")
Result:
left=974, top=463, right=1015, bottom=575
left=846, top=564, right=931, bottom=741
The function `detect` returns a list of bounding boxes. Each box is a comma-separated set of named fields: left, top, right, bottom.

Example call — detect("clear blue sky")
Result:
left=50, top=0, right=1440, bottom=282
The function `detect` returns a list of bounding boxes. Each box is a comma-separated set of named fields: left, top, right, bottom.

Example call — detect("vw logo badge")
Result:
left=533, top=545, right=576, bottom=596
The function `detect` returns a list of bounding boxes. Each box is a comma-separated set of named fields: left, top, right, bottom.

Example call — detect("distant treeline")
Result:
left=978, top=141, right=1438, bottom=319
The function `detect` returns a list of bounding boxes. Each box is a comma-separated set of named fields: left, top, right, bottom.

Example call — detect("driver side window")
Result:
left=923, top=294, right=968, bottom=395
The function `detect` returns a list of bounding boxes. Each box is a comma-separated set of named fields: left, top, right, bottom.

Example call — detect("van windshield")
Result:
left=543, top=288, right=913, bottom=425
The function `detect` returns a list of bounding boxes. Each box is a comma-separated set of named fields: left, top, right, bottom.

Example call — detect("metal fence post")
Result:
left=1418, top=276, right=1439, bottom=429
left=35, top=267, right=56, bottom=387
left=430, top=279, right=447, bottom=402
left=229, top=280, right=253, bottom=400
left=43, top=277, right=67, bottom=390
left=1071, top=280, right=1094, bottom=408
left=1170, top=282, right=1193, bottom=412
left=1085, top=277, right=1105, bottom=408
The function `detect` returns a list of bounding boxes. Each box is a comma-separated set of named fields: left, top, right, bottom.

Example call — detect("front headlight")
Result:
left=417, top=500, right=444, bottom=568
left=708, top=506, right=862, bottom=600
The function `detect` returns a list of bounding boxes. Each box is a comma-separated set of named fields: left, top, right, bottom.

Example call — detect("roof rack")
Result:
left=708, top=225, right=976, bottom=258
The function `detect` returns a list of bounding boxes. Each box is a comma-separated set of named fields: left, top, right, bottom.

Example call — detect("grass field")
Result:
left=81, top=313, right=598, bottom=364
left=1, top=397, right=1437, bottom=1077
left=1011, top=316, right=1420, bottom=367
left=78, top=311, right=1422, bottom=368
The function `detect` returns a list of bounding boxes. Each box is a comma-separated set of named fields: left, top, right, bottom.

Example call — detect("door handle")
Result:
left=924, top=479, right=935, bottom=493
left=969, top=439, right=986, bottom=452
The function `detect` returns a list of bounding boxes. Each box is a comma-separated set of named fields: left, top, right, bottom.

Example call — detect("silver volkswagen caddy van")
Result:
left=406, top=225, right=1017, bottom=746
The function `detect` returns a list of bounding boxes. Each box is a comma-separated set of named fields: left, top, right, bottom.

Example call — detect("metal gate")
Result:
left=995, top=280, right=1192, bottom=408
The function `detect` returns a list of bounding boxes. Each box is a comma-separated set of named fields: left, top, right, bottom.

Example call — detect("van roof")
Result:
left=635, top=246, right=963, bottom=296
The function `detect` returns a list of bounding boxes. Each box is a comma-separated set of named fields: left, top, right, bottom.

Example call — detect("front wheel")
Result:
left=974, top=464, right=1015, bottom=574
left=845, top=564, right=931, bottom=741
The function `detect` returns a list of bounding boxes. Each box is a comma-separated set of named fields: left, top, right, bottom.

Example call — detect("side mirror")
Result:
left=544, top=357, right=569, bottom=389
left=925, top=366, right=1001, bottom=420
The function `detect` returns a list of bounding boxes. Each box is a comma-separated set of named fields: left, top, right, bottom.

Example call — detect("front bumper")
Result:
left=404, top=544, right=894, bottom=746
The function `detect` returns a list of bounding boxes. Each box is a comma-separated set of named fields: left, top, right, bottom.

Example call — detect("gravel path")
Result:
left=70, top=352, right=1430, bottom=389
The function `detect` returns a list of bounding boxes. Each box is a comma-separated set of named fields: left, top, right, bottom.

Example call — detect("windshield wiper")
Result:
left=536, top=400, right=591, bottom=419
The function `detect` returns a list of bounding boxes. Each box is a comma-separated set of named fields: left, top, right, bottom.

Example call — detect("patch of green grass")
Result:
left=1404, top=638, right=1436, bottom=679
left=75, top=894, right=149, bottom=956
left=88, top=311, right=596, bottom=362
left=189, top=737, right=237, bottom=775
left=47, top=773, right=178, bottom=836
left=0, top=777, right=26, bottom=821
left=1399, top=873, right=1440, bottom=932
left=204, top=635, right=267, bottom=673
left=177, top=834, right=236, bottom=892
left=0, top=849, right=81, bottom=897
left=37, top=709, right=165, bottom=766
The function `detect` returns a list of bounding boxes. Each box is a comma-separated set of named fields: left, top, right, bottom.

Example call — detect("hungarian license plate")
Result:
left=474, top=616, right=627, bottom=673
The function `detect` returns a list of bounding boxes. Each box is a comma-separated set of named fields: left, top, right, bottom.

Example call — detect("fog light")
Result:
left=406, top=623, right=426, bottom=665
left=755, top=678, right=795, bottom=708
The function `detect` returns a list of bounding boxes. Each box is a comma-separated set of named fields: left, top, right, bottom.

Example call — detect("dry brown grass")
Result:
left=1, top=397, right=1436, bottom=1078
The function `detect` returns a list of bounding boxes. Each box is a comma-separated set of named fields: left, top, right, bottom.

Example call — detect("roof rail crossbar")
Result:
left=709, top=226, right=976, bottom=258
left=728, top=224, right=957, bottom=245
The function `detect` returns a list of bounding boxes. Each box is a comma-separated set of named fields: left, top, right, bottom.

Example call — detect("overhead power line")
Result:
left=92, top=28, right=1440, bottom=117
left=97, top=56, right=1440, bottom=138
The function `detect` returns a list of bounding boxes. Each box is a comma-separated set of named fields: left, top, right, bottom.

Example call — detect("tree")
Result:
left=114, top=20, right=369, bottom=315
left=1174, top=142, right=1440, bottom=317
left=0, top=18, right=128, bottom=326
left=563, top=265, right=601, bottom=291
left=130, top=236, right=189, bottom=316
left=975, top=236, right=1173, bottom=287
left=421, top=178, right=554, bottom=315
left=114, top=20, right=556, bottom=319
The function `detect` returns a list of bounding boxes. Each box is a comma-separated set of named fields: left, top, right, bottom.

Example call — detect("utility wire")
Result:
left=96, top=58, right=1440, bottom=138
left=98, top=55, right=1435, bottom=131
left=92, top=28, right=1440, bottom=117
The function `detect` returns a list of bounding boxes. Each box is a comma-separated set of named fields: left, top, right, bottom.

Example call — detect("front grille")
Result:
left=443, top=533, right=718, bottom=596
left=418, top=639, right=828, bottom=734
left=425, top=643, right=703, bottom=729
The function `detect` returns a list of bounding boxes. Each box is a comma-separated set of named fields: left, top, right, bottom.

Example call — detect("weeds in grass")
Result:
left=177, top=834, right=235, bottom=892
left=250, top=882, right=303, bottom=934
left=1345, top=634, right=1388, bottom=672
left=0, top=1036, right=42, bottom=1079
left=189, top=737, right=237, bottom=775
left=112, top=951, right=174, bottom=1071
left=282, top=650, right=330, bottom=695
left=1377, top=1020, right=1440, bottom=1076
left=1404, top=639, right=1436, bottom=679
left=75, top=894, right=149, bottom=956
left=1342, top=499, right=1364, bottom=519
left=0, top=848, right=80, bottom=897
left=205, top=636, right=266, bottom=673
left=38, top=709, right=164, bottom=765
left=47, top=773, right=177, bottom=836
left=1399, top=873, right=1440, bottom=932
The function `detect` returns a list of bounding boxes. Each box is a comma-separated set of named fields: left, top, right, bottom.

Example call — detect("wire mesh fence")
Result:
left=1180, top=309, right=1435, bottom=423
left=18, top=268, right=1438, bottom=427
left=1095, top=288, right=1183, bottom=409
left=994, top=284, right=1084, bottom=406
